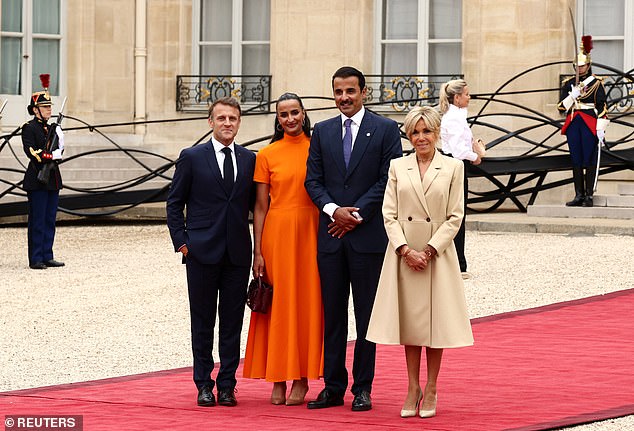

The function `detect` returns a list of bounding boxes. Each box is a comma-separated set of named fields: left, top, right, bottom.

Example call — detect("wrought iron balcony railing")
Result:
left=364, top=74, right=463, bottom=112
left=176, top=75, right=272, bottom=113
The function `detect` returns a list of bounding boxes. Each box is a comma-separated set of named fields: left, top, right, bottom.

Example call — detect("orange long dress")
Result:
left=243, top=133, right=324, bottom=382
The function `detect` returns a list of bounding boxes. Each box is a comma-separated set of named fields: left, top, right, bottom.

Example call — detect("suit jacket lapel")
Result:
left=422, top=150, right=442, bottom=195
left=405, top=154, right=430, bottom=216
left=345, top=112, right=375, bottom=178
left=327, top=119, right=348, bottom=177
left=233, top=145, right=246, bottom=195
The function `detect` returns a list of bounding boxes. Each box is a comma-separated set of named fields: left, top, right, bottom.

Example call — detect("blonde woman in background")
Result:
left=439, top=79, right=484, bottom=279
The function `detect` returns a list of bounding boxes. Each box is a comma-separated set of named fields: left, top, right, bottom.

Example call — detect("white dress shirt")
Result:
left=339, top=106, right=365, bottom=151
left=322, top=107, right=367, bottom=219
left=211, top=137, right=237, bottom=181
left=440, top=104, right=478, bottom=162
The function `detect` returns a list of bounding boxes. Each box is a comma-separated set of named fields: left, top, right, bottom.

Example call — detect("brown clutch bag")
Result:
left=246, top=276, right=273, bottom=313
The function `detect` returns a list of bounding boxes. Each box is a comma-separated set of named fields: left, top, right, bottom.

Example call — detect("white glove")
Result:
left=52, top=148, right=63, bottom=160
left=55, top=126, right=65, bottom=151
left=597, top=129, right=605, bottom=146
left=569, top=86, right=581, bottom=100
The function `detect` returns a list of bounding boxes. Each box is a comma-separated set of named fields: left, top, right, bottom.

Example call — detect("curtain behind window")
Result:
left=380, top=0, right=462, bottom=75
left=1, top=0, right=22, bottom=94
left=429, top=0, right=461, bottom=75
left=382, top=0, right=417, bottom=74
left=32, top=0, right=61, bottom=94
left=583, top=0, right=625, bottom=69
left=242, top=0, right=270, bottom=75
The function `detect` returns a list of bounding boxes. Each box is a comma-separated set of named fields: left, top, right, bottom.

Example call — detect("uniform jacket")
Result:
left=166, top=140, right=256, bottom=266
left=304, top=109, right=403, bottom=254
left=21, top=118, right=62, bottom=191
left=558, top=72, right=608, bottom=135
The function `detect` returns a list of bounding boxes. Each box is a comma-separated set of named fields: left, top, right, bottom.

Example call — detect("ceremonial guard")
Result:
left=558, top=35, right=609, bottom=207
left=22, top=74, right=65, bottom=269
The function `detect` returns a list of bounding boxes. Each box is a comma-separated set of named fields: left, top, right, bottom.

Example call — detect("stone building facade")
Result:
left=1, top=0, right=632, bottom=207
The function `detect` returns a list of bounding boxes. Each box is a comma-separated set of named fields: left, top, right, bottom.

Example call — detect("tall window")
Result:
left=1, top=0, right=62, bottom=96
left=578, top=0, right=634, bottom=71
left=194, top=0, right=270, bottom=75
left=376, top=0, right=462, bottom=75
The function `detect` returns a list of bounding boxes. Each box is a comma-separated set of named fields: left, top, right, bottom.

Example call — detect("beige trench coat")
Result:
left=366, top=151, right=474, bottom=348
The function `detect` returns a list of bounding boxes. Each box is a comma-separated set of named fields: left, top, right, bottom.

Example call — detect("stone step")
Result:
left=57, top=167, right=173, bottom=182
left=60, top=154, right=173, bottom=169
left=618, top=183, right=634, bottom=196
left=527, top=204, right=634, bottom=220
left=1, top=153, right=172, bottom=172
left=593, top=195, right=634, bottom=208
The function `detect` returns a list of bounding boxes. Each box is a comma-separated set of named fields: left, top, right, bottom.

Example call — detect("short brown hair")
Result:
left=209, top=97, right=242, bottom=118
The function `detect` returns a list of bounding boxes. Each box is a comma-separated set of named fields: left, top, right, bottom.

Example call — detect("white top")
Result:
left=211, top=137, right=237, bottom=181
left=440, top=104, right=477, bottom=162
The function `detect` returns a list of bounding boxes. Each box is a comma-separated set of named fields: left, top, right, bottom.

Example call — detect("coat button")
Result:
left=426, top=217, right=431, bottom=222
left=407, top=216, right=412, bottom=221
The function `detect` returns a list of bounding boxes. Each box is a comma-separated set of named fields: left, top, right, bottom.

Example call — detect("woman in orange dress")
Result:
left=243, top=93, right=324, bottom=406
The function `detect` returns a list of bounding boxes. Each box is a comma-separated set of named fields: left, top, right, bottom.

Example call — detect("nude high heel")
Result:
left=400, top=388, right=423, bottom=418
left=419, top=393, right=437, bottom=418
left=286, top=378, right=309, bottom=406
left=270, top=381, right=287, bottom=405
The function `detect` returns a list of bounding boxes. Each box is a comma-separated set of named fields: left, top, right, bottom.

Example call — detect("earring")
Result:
left=301, top=117, right=306, bottom=126
left=276, top=123, right=283, bottom=132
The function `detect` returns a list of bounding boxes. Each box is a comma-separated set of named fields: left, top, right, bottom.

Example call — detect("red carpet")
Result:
left=3, top=289, right=634, bottom=430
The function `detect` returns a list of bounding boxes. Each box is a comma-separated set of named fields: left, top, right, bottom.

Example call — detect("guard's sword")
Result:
left=568, top=7, right=579, bottom=85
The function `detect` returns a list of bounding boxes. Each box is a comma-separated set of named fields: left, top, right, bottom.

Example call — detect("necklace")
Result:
left=417, top=154, right=434, bottom=163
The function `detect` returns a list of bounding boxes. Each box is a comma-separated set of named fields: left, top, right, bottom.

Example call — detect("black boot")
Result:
left=565, top=167, right=585, bottom=206
left=583, top=167, right=596, bottom=207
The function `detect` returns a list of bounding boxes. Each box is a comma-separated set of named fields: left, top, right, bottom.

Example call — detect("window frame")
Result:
left=373, top=0, right=462, bottom=75
left=192, top=0, right=270, bottom=76
left=0, top=0, right=66, bottom=126
left=576, top=0, right=634, bottom=71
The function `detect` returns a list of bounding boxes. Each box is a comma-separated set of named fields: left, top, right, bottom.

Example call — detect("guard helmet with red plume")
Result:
left=27, top=73, right=53, bottom=115
left=577, top=35, right=593, bottom=66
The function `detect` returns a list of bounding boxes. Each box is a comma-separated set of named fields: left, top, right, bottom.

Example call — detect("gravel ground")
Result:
left=0, top=223, right=632, bottom=430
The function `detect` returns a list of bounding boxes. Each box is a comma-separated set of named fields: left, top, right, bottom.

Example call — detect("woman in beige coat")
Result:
left=366, top=106, right=473, bottom=419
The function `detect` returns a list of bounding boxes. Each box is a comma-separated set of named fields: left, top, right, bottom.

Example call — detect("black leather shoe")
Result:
left=29, top=262, right=47, bottom=270
left=197, top=385, right=216, bottom=407
left=217, top=388, right=237, bottom=407
left=306, top=388, right=344, bottom=409
left=351, top=391, right=372, bottom=411
left=44, top=259, right=65, bottom=267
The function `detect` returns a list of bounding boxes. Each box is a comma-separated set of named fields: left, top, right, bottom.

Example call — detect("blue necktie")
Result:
left=221, top=147, right=234, bottom=193
left=343, top=118, right=353, bottom=167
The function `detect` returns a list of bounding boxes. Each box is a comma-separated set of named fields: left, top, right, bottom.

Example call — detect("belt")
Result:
left=574, top=103, right=595, bottom=110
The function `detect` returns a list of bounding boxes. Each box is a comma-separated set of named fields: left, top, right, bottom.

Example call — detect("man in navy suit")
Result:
left=305, top=66, right=403, bottom=411
left=167, top=97, right=255, bottom=408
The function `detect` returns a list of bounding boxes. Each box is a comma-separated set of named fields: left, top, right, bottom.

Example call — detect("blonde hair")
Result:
left=403, top=106, right=441, bottom=140
left=439, top=79, right=468, bottom=114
